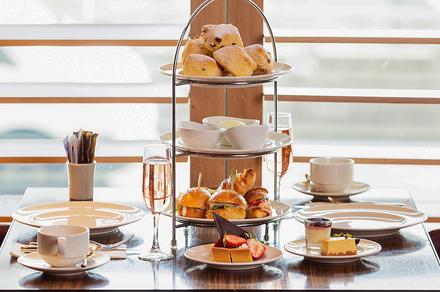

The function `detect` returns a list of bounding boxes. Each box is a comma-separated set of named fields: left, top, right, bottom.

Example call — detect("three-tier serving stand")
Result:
left=160, top=0, right=292, bottom=251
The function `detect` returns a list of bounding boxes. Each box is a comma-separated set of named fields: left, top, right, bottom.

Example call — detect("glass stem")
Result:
left=275, top=174, right=282, bottom=202
left=150, top=213, right=161, bottom=253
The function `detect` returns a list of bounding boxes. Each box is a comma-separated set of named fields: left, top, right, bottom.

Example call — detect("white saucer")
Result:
left=292, top=181, right=371, bottom=199
left=184, top=243, right=283, bottom=270
left=18, top=252, right=110, bottom=276
left=284, top=238, right=381, bottom=263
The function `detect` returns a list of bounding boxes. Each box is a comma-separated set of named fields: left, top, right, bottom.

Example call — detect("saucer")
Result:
left=284, top=238, right=381, bottom=263
left=292, top=181, right=371, bottom=199
left=184, top=244, right=283, bottom=270
left=18, top=252, right=110, bottom=276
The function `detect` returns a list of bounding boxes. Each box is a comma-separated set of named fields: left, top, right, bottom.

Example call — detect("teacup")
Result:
left=37, top=225, right=90, bottom=267
left=309, top=157, right=354, bottom=193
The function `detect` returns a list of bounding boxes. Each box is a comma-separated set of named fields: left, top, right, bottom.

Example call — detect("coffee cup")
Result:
left=37, top=225, right=89, bottom=267
left=309, top=157, right=354, bottom=193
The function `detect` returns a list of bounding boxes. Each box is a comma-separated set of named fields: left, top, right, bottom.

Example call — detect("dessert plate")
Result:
left=292, top=181, right=371, bottom=199
left=184, top=243, right=283, bottom=270
left=159, top=62, right=292, bottom=88
left=18, top=252, right=110, bottom=276
left=295, top=203, right=427, bottom=237
left=163, top=200, right=292, bottom=226
left=13, top=201, right=144, bottom=235
left=160, top=131, right=291, bottom=156
left=284, top=238, right=381, bottom=264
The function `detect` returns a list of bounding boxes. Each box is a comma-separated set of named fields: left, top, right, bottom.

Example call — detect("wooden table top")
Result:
left=1, top=187, right=440, bottom=291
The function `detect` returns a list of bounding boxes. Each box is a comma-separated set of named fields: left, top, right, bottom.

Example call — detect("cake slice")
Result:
left=320, top=237, right=357, bottom=256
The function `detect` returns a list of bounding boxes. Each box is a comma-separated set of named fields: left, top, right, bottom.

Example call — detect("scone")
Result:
left=182, top=36, right=212, bottom=64
left=213, top=45, right=257, bottom=76
left=201, top=24, right=244, bottom=52
left=244, top=44, right=273, bottom=73
left=182, top=54, right=223, bottom=77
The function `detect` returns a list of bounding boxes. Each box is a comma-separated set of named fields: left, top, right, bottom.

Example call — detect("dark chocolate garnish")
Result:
left=213, top=213, right=248, bottom=238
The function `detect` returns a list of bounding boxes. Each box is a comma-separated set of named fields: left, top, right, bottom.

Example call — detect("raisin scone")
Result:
left=213, top=45, right=257, bottom=76
left=182, top=36, right=212, bottom=64
left=182, top=54, right=223, bottom=77
left=244, top=44, right=273, bottom=73
left=201, top=24, right=244, bottom=52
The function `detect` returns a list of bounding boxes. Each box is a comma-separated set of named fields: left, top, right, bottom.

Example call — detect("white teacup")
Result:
left=309, top=157, right=354, bottom=193
left=37, top=225, right=89, bottom=267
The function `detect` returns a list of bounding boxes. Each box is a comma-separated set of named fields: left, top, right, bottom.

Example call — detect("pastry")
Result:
left=304, top=217, right=332, bottom=248
left=244, top=187, right=271, bottom=218
left=210, top=215, right=267, bottom=263
left=182, top=54, right=223, bottom=77
left=234, top=168, right=256, bottom=195
left=182, top=36, right=212, bottom=64
left=201, top=24, right=244, bottom=52
left=177, top=187, right=211, bottom=218
left=206, top=189, right=247, bottom=219
left=244, top=44, right=273, bottom=73
left=320, top=234, right=357, bottom=256
left=213, top=45, right=257, bottom=76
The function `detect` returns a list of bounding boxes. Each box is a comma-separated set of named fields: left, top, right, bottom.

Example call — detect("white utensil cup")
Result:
left=67, top=161, right=95, bottom=201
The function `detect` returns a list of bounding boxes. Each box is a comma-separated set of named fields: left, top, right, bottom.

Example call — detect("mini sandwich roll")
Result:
left=213, top=46, right=257, bottom=77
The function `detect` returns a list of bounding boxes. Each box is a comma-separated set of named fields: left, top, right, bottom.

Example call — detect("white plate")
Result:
left=163, top=200, right=292, bottom=226
left=18, top=252, right=110, bottom=276
left=159, top=62, right=292, bottom=87
left=284, top=238, right=381, bottom=263
left=184, top=243, right=283, bottom=270
left=160, top=131, right=291, bottom=156
left=292, top=181, right=371, bottom=198
left=295, top=203, right=427, bottom=237
left=13, top=201, right=144, bottom=235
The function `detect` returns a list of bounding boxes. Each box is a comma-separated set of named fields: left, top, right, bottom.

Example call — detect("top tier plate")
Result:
left=159, top=62, right=292, bottom=88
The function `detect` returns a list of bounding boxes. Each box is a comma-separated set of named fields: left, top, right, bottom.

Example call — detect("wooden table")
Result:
left=1, top=187, right=440, bottom=291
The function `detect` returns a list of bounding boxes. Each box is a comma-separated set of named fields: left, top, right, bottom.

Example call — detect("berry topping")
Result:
left=246, top=238, right=266, bottom=260
left=305, top=217, right=332, bottom=228
left=223, top=234, right=247, bottom=248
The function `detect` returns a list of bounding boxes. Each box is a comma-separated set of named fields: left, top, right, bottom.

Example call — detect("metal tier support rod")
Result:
left=170, top=0, right=279, bottom=252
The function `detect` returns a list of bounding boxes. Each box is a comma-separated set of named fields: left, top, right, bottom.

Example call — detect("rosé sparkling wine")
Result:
left=142, top=158, right=172, bottom=214
left=265, top=127, right=293, bottom=177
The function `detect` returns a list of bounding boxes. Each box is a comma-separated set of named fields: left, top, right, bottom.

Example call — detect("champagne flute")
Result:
left=264, top=112, right=293, bottom=201
left=139, top=143, right=173, bottom=262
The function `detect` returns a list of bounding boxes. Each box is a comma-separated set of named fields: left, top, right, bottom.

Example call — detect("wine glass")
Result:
left=264, top=112, right=293, bottom=201
left=139, top=143, right=173, bottom=262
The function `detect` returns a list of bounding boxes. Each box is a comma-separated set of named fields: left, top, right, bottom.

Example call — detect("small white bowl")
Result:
left=202, top=116, right=260, bottom=146
left=179, top=122, right=222, bottom=149
left=224, top=125, right=270, bottom=150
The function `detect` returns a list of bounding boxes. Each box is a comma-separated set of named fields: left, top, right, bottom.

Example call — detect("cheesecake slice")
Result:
left=320, top=237, right=357, bottom=256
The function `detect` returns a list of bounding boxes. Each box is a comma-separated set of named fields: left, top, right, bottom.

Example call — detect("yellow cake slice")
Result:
left=211, top=246, right=253, bottom=263
left=320, top=237, right=357, bottom=256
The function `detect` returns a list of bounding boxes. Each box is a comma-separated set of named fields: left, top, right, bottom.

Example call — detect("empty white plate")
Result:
left=184, top=243, right=283, bottom=270
left=13, top=201, right=144, bottom=235
left=292, top=181, right=371, bottom=199
left=18, top=252, right=110, bottom=276
left=284, top=238, right=381, bottom=264
left=295, top=203, right=427, bottom=237
left=160, top=131, right=291, bottom=156
left=163, top=200, right=292, bottom=226
left=159, top=62, right=292, bottom=88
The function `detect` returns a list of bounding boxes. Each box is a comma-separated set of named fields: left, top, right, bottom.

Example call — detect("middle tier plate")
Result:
left=163, top=200, right=292, bottom=226
left=160, top=131, right=291, bottom=157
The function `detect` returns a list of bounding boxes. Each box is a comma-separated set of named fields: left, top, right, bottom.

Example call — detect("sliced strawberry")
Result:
left=223, top=234, right=247, bottom=248
left=247, top=238, right=266, bottom=260
left=214, top=238, right=224, bottom=247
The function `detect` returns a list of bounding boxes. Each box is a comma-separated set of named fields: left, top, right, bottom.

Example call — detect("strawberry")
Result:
left=247, top=238, right=266, bottom=260
left=223, top=234, right=247, bottom=248
left=214, top=238, right=224, bottom=247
